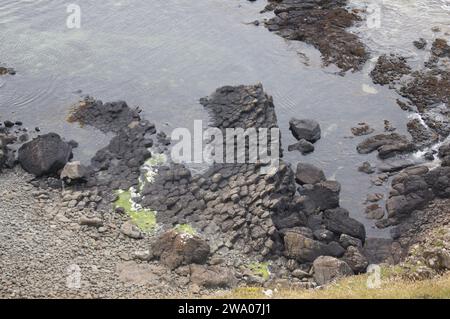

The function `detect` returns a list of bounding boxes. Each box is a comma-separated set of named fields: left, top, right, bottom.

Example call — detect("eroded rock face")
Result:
left=152, top=230, right=210, bottom=270
left=313, top=256, right=353, bottom=285
left=264, top=0, right=368, bottom=72
left=18, top=133, right=72, bottom=177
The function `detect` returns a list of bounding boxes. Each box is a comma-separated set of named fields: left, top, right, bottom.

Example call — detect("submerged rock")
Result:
left=370, top=54, right=411, bottom=85
left=18, top=133, right=72, bottom=177
left=264, top=0, right=368, bottom=72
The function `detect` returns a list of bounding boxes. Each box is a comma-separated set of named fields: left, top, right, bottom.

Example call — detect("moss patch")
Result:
left=248, top=262, right=270, bottom=280
left=114, top=190, right=156, bottom=233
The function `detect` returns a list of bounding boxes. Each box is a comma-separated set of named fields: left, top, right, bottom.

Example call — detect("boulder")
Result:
left=295, top=163, right=326, bottom=185
left=339, top=234, right=362, bottom=249
left=152, top=230, right=210, bottom=269
left=299, top=180, right=340, bottom=211
left=342, top=246, right=369, bottom=273
left=60, top=161, right=87, bottom=181
left=18, top=133, right=72, bottom=176
left=289, top=118, right=321, bottom=143
left=313, top=256, right=353, bottom=285
left=189, top=264, right=237, bottom=288
left=283, top=231, right=344, bottom=262
left=284, top=232, right=329, bottom=262
left=323, top=208, right=366, bottom=241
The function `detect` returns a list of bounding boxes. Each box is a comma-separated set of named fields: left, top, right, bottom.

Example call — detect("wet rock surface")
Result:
left=356, top=133, right=415, bottom=159
left=264, top=0, right=368, bottom=72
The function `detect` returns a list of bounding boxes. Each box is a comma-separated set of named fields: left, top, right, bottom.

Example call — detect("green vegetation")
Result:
left=222, top=267, right=450, bottom=299
left=248, top=262, right=270, bottom=280
left=114, top=190, right=156, bottom=233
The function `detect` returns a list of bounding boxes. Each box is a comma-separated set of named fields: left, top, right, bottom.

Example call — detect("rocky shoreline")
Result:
left=1, top=1, right=450, bottom=298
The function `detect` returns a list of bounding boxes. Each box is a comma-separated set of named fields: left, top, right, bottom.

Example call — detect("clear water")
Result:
left=1, top=0, right=448, bottom=236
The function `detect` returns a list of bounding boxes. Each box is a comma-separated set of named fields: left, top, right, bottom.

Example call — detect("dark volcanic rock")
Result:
left=289, top=118, right=321, bottom=143
left=357, top=133, right=414, bottom=158
left=323, top=208, right=365, bottom=241
left=264, top=0, right=368, bottom=72
left=295, top=163, right=326, bottom=185
left=152, top=230, right=210, bottom=270
left=407, top=118, right=439, bottom=149
left=299, top=180, right=341, bottom=211
left=288, top=139, right=315, bottom=154
left=68, top=99, right=141, bottom=133
left=18, top=133, right=72, bottom=177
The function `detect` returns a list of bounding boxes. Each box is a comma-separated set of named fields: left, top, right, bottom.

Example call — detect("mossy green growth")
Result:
left=249, top=262, right=270, bottom=280
left=174, top=224, right=197, bottom=236
left=114, top=190, right=156, bottom=233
